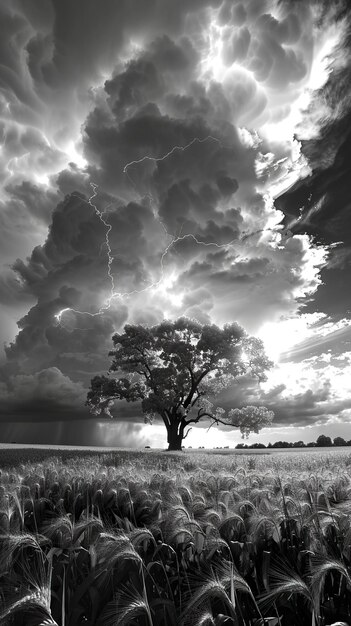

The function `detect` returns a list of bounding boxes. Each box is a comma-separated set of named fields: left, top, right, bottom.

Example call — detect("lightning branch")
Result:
left=55, top=135, right=273, bottom=325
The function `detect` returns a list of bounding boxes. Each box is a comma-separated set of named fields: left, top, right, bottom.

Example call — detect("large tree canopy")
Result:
left=87, top=317, right=274, bottom=450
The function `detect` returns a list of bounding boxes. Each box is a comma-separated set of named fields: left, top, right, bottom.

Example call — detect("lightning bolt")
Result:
left=55, top=183, right=115, bottom=323
left=55, top=135, right=275, bottom=325
left=55, top=184, right=237, bottom=324
left=123, top=135, right=221, bottom=186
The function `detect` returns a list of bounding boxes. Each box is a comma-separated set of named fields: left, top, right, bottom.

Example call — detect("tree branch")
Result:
left=183, top=427, right=192, bottom=440
left=190, top=390, right=202, bottom=408
left=185, top=408, right=210, bottom=426
left=185, top=410, right=243, bottom=428
left=162, top=410, right=171, bottom=427
left=186, top=365, right=195, bottom=385
left=183, top=369, right=209, bottom=409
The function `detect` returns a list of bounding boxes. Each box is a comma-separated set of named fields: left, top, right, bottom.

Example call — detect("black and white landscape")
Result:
left=0, top=0, right=351, bottom=448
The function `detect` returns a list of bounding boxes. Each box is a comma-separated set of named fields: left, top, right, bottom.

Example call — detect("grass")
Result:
left=1, top=447, right=351, bottom=625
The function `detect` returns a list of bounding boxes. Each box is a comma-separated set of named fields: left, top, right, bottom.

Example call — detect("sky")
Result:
left=0, top=0, right=350, bottom=448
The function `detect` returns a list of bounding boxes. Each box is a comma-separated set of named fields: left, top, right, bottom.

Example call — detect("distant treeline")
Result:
left=234, top=434, right=350, bottom=449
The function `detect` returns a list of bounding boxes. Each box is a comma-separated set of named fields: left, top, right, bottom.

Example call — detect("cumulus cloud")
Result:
left=0, top=366, right=86, bottom=418
left=264, top=353, right=351, bottom=427
left=196, top=345, right=351, bottom=433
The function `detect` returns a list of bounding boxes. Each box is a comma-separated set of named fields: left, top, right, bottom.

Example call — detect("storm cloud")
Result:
left=0, top=0, right=350, bottom=445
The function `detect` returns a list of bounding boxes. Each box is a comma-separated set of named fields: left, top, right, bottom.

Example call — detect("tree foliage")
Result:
left=316, top=434, right=333, bottom=447
left=87, top=317, right=274, bottom=449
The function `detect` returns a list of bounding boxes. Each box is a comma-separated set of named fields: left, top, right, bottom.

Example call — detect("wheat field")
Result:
left=0, top=447, right=350, bottom=625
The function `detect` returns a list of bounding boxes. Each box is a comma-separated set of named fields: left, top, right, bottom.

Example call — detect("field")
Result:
left=0, top=447, right=351, bottom=625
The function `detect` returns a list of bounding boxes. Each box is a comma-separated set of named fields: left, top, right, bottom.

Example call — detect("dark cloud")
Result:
left=0, top=184, right=58, bottom=269
left=216, top=173, right=239, bottom=196
left=0, top=419, right=147, bottom=447
left=275, top=2, right=351, bottom=320
left=5, top=181, right=59, bottom=225
left=280, top=323, right=351, bottom=362
left=267, top=391, right=351, bottom=428
left=105, top=35, right=198, bottom=122
left=0, top=367, right=86, bottom=418
left=202, top=359, right=351, bottom=432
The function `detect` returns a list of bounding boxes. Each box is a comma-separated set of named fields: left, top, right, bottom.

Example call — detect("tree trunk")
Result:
left=166, top=419, right=184, bottom=451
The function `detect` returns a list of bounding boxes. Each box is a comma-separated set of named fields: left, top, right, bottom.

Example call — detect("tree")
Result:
left=86, top=317, right=274, bottom=451
left=333, top=436, right=347, bottom=447
left=316, top=434, right=332, bottom=447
